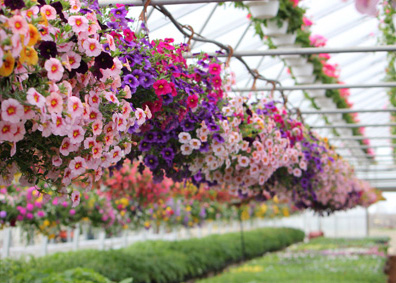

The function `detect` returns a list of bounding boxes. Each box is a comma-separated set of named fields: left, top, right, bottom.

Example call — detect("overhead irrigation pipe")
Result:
left=329, top=136, right=396, bottom=141
left=311, top=123, right=396, bottom=129
left=231, top=82, right=396, bottom=92
left=339, top=144, right=396, bottom=149
left=98, top=0, right=262, bottom=5
left=184, top=45, right=396, bottom=58
left=300, top=108, right=396, bottom=115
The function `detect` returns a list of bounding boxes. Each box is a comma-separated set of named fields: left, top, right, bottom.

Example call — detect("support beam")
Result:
left=329, top=136, right=396, bottom=141
left=301, top=108, right=396, bottom=115
left=99, top=0, right=259, bottom=5
left=311, top=123, right=396, bottom=129
left=187, top=45, right=396, bottom=57
left=376, top=187, right=396, bottom=192
left=340, top=144, right=396, bottom=149
left=232, top=82, right=396, bottom=92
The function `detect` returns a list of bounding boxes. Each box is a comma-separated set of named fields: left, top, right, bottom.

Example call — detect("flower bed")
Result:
left=198, top=237, right=389, bottom=283
left=0, top=227, right=304, bottom=283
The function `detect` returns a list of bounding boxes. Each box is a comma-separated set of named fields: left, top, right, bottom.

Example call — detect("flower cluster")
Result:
left=0, top=0, right=147, bottom=202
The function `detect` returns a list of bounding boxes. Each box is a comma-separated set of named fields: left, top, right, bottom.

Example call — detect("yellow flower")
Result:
left=282, top=207, right=290, bottom=217
left=185, top=206, right=191, bottom=212
left=48, top=234, right=55, bottom=239
left=120, top=210, right=126, bottom=217
left=273, top=195, right=279, bottom=204
left=19, top=46, right=38, bottom=65
left=241, top=209, right=250, bottom=221
left=123, top=224, right=128, bottom=230
left=272, top=205, right=279, bottom=215
left=43, top=220, right=50, bottom=227
left=0, top=52, right=15, bottom=77
left=28, top=24, right=41, bottom=46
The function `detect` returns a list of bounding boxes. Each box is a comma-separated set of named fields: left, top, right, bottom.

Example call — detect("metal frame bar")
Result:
left=311, top=123, right=396, bottom=129
left=301, top=108, right=396, bottom=115
left=99, top=0, right=260, bottom=5
left=328, top=136, right=396, bottom=140
left=190, top=4, right=218, bottom=49
left=339, top=145, right=396, bottom=149
left=187, top=45, right=396, bottom=57
left=232, top=82, right=396, bottom=92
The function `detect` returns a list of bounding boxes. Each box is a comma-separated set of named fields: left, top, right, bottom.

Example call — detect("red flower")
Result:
left=187, top=94, right=199, bottom=109
left=153, top=79, right=172, bottom=96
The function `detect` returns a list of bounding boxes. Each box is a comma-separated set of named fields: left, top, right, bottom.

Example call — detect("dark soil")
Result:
left=385, top=256, right=396, bottom=283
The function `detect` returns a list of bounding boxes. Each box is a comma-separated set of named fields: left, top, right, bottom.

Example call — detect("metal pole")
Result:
left=362, top=177, right=396, bottom=181
left=190, top=4, right=218, bottom=49
left=301, top=108, right=396, bottom=115
left=311, top=123, right=396, bottom=129
left=99, top=0, right=262, bottom=5
left=186, top=45, right=396, bottom=57
left=232, top=82, right=396, bottom=92
left=328, top=136, right=396, bottom=140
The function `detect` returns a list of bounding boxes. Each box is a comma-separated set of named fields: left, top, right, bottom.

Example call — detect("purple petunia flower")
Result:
left=181, top=119, right=195, bottom=132
left=162, top=93, right=173, bottom=105
left=139, top=141, right=151, bottom=152
left=111, top=7, right=127, bottom=18
left=161, top=147, right=174, bottom=161
left=212, top=133, right=224, bottom=144
left=0, top=211, right=6, bottom=218
left=144, top=155, right=159, bottom=170
left=156, top=132, right=169, bottom=143
left=143, top=132, right=157, bottom=143
left=123, top=74, right=140, bottom=88
left=199, top=142, right=210, bottom=153
left=208, top=123, right=220, bottom=132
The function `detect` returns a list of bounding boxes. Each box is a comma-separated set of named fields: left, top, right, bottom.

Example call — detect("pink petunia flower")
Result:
left=208, top=63, right=221, bottom=75
left=46, top=92, right=63, bottom=114
left=27, top=88, right=45, bottom=108
left=71, top=190, right=81, bottom=207
left=69, top=157, right=86, bottom=178
left=8, top=15, right=28, bottom=35
left=355, top=0, right=380, bottom=16
left=44, top=58, right=64, bottom=81
left=1, top=98, right=24, bottom=123
left=68, top=15, right=89, bottom=33
left=83, top=38, right=102, bottom=57
left=67, top=96, right=84, bottom=119
left=0, top=121, right=16, bottom=142
left=68, top=125, right=85, bottom=144
left=186, top=94, right=199, bottom=109
left=40, top=5, right=57, bottom=20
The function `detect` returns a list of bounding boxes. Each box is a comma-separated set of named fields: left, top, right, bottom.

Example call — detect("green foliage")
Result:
left=0, top=227, right=304, bottom=283
left=199, top=237, right=389, bottom=283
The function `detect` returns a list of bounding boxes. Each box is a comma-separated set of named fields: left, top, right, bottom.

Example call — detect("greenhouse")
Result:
left=1, top=0, right=396, bottom=282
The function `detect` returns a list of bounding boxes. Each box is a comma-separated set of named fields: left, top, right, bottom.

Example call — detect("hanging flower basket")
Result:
left=292, top=63, right=314, bottom=77
left=262, top=20, right=289, bottom=36
left=271, top=33, right=297, bottom=46
left=245, top=0, right=280, bottom=20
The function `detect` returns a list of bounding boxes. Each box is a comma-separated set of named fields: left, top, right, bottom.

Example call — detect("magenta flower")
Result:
left=187, top=94, right=199, bottom=109
left=153, top=79, right=172, bottom=96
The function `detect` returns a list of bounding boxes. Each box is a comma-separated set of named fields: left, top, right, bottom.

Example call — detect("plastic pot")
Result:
left=262, top=20, right=288, bottom=36
left=292, top=63, right=314, bottom=77
left=295, top=75, right=316, bottom=84
left=245, top=0, right=280, bottom=20
left=271, top=33, right=296, bottom=46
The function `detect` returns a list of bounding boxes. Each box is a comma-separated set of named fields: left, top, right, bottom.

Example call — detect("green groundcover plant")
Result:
left=199, top=237, right=389, bottom=283
left=0, top=227, right=304, bottom=283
